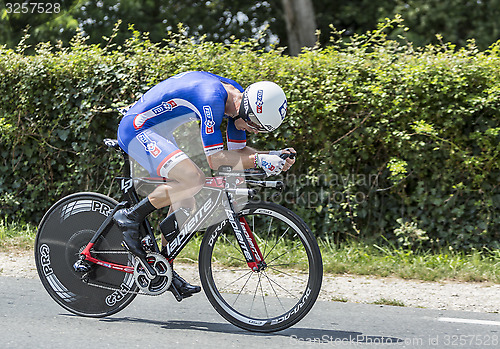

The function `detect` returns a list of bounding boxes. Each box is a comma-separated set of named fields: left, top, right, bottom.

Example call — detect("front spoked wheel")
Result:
left=199, top=202, right=323, bottom=332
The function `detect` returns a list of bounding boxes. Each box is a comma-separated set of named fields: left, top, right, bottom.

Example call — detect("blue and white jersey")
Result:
left=118, top=71, right=247, bottom=159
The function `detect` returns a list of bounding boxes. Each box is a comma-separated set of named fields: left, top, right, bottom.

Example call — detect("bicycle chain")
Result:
left=92, top=250, right=130, bottom=255
left=82, top=277, right=157, bottom=296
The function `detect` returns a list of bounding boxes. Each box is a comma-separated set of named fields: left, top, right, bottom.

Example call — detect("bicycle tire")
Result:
left=35, top=192, right=138, bottom=317
left=199, top=201, right=323, bottom=332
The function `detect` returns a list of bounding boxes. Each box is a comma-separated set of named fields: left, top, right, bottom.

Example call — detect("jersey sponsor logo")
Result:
left=203, top=105, right=215, bottom=134
left=256, top=89, right=264, bottom=113
left=133, top=99, right=178, bottom=129
left=152, top=100, right=178, bottom=115
left=137, top=132, right=162, bottom=158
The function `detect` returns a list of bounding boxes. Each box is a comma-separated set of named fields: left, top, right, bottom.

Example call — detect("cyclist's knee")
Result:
left=183, top=167, right=205, bottom=194
left=169, top=161, right=205, bottom=194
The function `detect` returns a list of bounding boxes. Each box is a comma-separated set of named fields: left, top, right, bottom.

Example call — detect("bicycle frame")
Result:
left=36, top=139, right=321, bottom=332
left=79, top=145, right=269, bottom=275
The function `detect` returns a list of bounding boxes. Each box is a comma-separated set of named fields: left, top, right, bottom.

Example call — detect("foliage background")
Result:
left=0, top=21, right=499, bottom=250
left=2, top=0, right=500, bottom=52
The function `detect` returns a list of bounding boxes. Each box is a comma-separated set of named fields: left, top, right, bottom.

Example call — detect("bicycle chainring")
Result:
left=133, top=252, right=172, bottom=296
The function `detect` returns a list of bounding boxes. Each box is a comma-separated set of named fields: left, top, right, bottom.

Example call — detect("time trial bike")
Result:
left=35, top=138, right=323, bottom=333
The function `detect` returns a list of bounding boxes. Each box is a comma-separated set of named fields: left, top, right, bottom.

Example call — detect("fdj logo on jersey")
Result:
left=203, top=106, right=215, bottom=134
left=133, top=99, right=178, bottom=129
left=152, top=100, right=178, bottom=115
left=256, top=89, right=264, bottom=113
left=137, top=132, right=162, bottom=158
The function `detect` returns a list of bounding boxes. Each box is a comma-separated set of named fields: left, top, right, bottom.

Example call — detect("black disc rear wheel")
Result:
left=35, top=192, right=138, bottom=317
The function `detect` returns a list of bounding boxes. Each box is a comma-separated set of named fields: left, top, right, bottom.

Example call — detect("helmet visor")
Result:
left=247, top=113, right=267, bottom=132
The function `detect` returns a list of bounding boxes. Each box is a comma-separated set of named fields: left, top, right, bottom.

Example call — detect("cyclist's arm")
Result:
left=207, top=146, right=296, bottom=171
left=207, top=146, right=263, bottom=170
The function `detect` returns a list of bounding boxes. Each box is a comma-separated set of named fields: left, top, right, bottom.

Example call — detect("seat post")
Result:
left=122, top=151, right=132, bottom=178
left=104, top=138, right=132, bottom=179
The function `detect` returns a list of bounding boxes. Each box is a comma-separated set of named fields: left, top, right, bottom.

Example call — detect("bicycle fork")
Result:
left=223, top=196, right=266, bottom=272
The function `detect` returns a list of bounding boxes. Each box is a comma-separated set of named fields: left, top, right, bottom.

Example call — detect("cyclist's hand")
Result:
left=255, top=153, right=286, bottom=177
left=269, top=148, right=296, bottom=172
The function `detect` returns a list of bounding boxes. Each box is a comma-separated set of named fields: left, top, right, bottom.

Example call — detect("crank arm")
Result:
left=168, top=284, right=184, bottom=302
left=135, top=255, right=157, bottom=278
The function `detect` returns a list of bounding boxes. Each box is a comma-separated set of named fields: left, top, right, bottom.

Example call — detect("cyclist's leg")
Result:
left=117, top=128, right=204, bottom=296
left=118, top=120, right=206, bottom=208
left=150, top=166, right=203, bottom=298
left=115, top=128, right=204, bottom=257
left=148, top=159, right=205, bottom=209
left=118, top=126, right=206, bottom=209
left=160, top=197, right=196, bottom=247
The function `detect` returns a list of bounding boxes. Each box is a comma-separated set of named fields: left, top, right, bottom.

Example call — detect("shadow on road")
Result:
left=98, top=316, right=403, bottom=344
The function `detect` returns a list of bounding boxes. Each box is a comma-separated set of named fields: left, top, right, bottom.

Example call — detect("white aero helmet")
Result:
left=238, top=81, right=287, bottom=132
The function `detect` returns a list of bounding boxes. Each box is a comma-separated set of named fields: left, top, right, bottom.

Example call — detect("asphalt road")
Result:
left=1, top=276, right=499, bottom=348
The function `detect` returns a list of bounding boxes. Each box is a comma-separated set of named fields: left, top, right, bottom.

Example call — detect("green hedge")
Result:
left=1, top=25, right=499, bottom=250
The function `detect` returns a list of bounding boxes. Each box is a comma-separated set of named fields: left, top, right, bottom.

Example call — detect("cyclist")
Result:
left=114, top=71, right=296, bottom=298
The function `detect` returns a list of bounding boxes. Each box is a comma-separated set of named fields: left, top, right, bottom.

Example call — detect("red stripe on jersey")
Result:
left=204, top=143, right=224, bottom=149
left=156, top=149, right=183, bottom=176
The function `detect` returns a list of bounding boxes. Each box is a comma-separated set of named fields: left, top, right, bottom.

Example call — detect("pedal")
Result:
left=141, top=235, right=154, bottom=252
left=169, top=284, right=184, bottom=302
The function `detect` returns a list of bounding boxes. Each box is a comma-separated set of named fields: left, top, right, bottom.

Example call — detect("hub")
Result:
left=252, top=261, right=267, bottom=273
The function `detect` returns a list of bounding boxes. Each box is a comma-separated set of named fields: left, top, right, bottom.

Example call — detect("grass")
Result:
left=319, top=238, right=500, bottom=283
left=0, top=220, right=37, bottom=252
left=2, top=220, right=500, bottom=284
left=372, top=298, right=406, bottom=307
left=331, top=296, right=349, bottom=303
